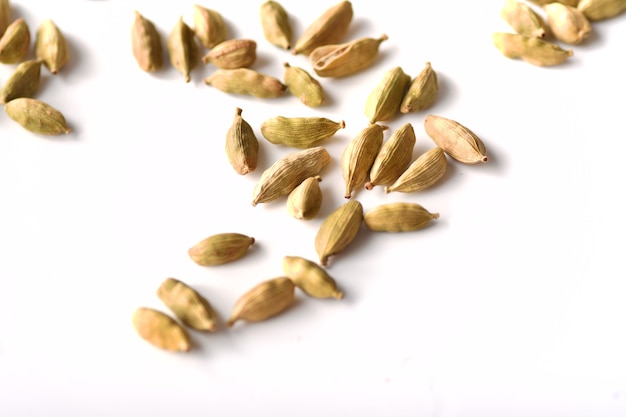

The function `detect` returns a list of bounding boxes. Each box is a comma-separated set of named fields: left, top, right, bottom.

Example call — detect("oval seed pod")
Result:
left=35, top=19, right=69, bottom=74
left=578, top=0, right=626, bottom=20
left=424, top=115, right=488, bottom=164
left=315, top=200, right=363, bottom=266
left=168, top=16, right=199, bottom=83
left=364, top=66, right=411, bottom=124
left=310, top=34, right=388, bottom=78
left=0, top=59, right=42, bottom=104
left=286, top=176, right=323, bottom=220
left=193, top=4, right=227, bottom=48
left=492, top=32, right=573, bottom=66
left=226, top=277, right=295, bottom=327
left=282, top=256, right=344, bottom=299
left=205, top=68, right=287, bottom=98
left=157, top=278, right=218, bottom=332
left=261, top=116, right=344, bottom=149
left=0, top=17, right=29, bottom=64
left=385, top=147, right=447, bottom=194
left=131, top=11, right=162, bottom=72
left=260, top=1, right=292, bottom=50
left=501, top=0, right=548, bottom=38
left=400, top=62, right=439, bottom=114
left=364, top=202, right=440, bottom=232
left=292, top=0, right=353, bottom=56
left=365, top=122, right=416, bottom=190
left=188, top=232, right=255, bottom=266
left=5, top=98, right=71, bottom=135
left=132, top=307, right=191, bottom=352
left=544, top=3, right=591, bottom=44
left=201, top=39, right=257, bottom=69
left=0, top=0, right=10, bottom=38
left=341, top=123, right=386, bottom=199
left=283, top=62, right=325, bottom=107
left=226, top=107, right=259, bottom=175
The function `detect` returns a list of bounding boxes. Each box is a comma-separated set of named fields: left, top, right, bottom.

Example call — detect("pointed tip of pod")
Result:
left=226, top=317, right=236, bottom=327
left=339, top=120, right=346, bottom=129
left=365, top=182, right=374, bottom=190
left=432, top=212, right=440, bottom=220
left=335, top=291, right=344, bottom=300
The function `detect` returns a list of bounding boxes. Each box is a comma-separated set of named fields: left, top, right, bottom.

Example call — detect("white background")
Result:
left=1, top=1, right=625, bottom=416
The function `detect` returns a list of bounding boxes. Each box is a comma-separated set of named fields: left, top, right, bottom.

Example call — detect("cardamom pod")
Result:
left=528, top=0, right=579, bottom=6
left=260, top=1, right=292, bottom=50
left=132, top=307, right=191, bottom=352
left=364, top=66, right=411, bottom=123
left=282, top=256, right=343, bottom=299
left=341, top=123, right=386, bottom=199
left=286, top=176, right=323, bottom=220
left=424, top=115, right=488, bottom=164
left=365, top=122, right=416, bottom=190
left=0, top=17, right=29, bottom=64
left=0, top=0, right=10, bottom=38
left=193, top=4, right=227, bottom=48
left=501, top=0, right=548, bottom=38
left=364, top=202, right=440, bottom=232
left=261, top=116, right=344, bottom=149
left=252, top=146, right=331, bottom=206
left=157, top=278, right=218, bottom=332
left=188, top=232, right=255, bottom=266
left=283, top=62, right=325, bottom=107
left=292, top=0, right=353, bottom=56
left=131, top=11, right=162, bottom=72
left=226, top=277, right=295, bottom=327
left=226, top=107, right=259, bottom=175
left=35, top=19, right=69, bottom=74
left=315, top=200, right=363, bottom=266
left=492, top=32, right=573, bottom=66
left=202, top=38, right=257, bottom=69
left=168, top=16, right=198, bottom=83
left=5, top=98, right=71, bottom=135
left=310, top=34, right=388, bottom=78
left=205, top=68, right=287, bottom=98
left=0, top=59, right=42, bottom=104
left=578, top=0, right=626, bottom=19
left=400, top=62, right=439, bottom=114
left=385, top=147, right=447, bottom=194
left=544, top=2, right=591, bottom=44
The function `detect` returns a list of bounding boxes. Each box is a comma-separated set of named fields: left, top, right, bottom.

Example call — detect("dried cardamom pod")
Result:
left=292, top=0, right=353, bottom=56
left=226, top=107, right=259, bottom=175
left=260, top=1, right=292, bottom=50
left=528, top=0, right=579, bottom=6
left=132, top=307, right=191, bottom=352
left=385, top=147, right=447, bottom=194
left=286, top=176, right=323, bottom=220
left=310, top=34, right=388, bottom=78
left=260, top=116, right=344, bottom=149
left=365, top=122, right=416, bottom=190
left=492, top=32, right=573, bottom=66
left=544, top=2, right=591, bottom=44
left=424, top=115, right=488, bottom=164
left=282, top=256, right=344, bottom=299
left=341, top=123, right=386, bottom=199
left=131, top=11, right=162, bottom=72
left=364, top=202, right=440, bottom=232
left=168, top=17, right=198, bottom=82
left=0, top=17, right=29, bottom=64
left=578, top=0, right=626, bottom=19
left=193, top=4, right=227, bottom=48
left=0, top=0, right=10, bottom=38
left=501, top=0, right=548, bottom=38
left=205, top=68, right=287, bottom=98
left=5, top=98, right=71, bottom=135
left=252, top=146, right=331, bottom=206
left=188, top=232, right=255, bottom=266
left=364, top=66, right=411, bottom=123
left=35, top=19, right=69, bottom=74
left=400, top=62, right=439, bottom=114
left=226, top=277, right=295, bottom=327
left=201, top=39, right=257, bottom=69
left=157, top=278, right=218, bottom=332
left=0, top=59, right=42, bottom=104
left=315, top=200, right=363, bottom=266
left=283, top=62, right=325, bottom=107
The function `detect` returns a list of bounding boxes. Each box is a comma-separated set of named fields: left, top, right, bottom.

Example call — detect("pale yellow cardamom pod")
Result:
left=0, top=17, right=29, bottom=64
left=205, top=68, right=287, bottom=98
left=578, top=0, right=626, bottom=20
left=310, top=34, right=388, bottom=78
left=132, top=307, right=191, bottom=352
left=365, top=122, right=416, bottom=190
left=157, top=278, right=219, bottom=332
left=0, top=0, right=10, bottom=38
left=292, top=0, right=353, bottom=56
left=188, top=233, right=255, bottom=266
left=226, top=277, right=296, bottom=327
left=5, top=98, right=71, bottom=135
left=193, top=4, right=227, bottom=48
left=131, top=11, right=162, bottom=72
left=225, top=107, right=259, bottom=175
left=315, top=200, right=363, bottom=266
left=168, top=16, right=199, bottom=82
left=501, top=0, right=548, bottom=38
left=201, top=39, right=257, bottom=69
left=364, top=66, right=411, bottom=124
left=286, top=176, right=323, bottom=220
left=400, top=62, right=439, bottom=114
left=35, top=19, right=69, bottom=74
left=544, top=3, right=591, bottom=44
left=492, top=31, right=573, bottom=66
left=0, top=59, right=42, bottom=104
left=364, top=202, right=440, bottom=232
left=282, top=256, right=344, bottom=299
left=424, top=115, right=488, bottom=164
left=341, top=123, right=386, bottom=199
left=260, top=1, right=292, bottom=50
left=260, top=116, right=344, bottom=149
left=283, top=62, right=325, bottom=107
left=385, top=147, right=447, bottom=194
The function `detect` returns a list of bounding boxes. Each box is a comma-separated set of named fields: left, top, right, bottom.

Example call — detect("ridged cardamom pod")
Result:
left=400, top=62, right=439, bottom=114
left=544, top=3, right=591, bottom=44
left=131, top=11, right=162, bottom=72
left=385, top=147, right=447, bottom=194
left=0, top=0, right=10, bottom=38
left=286, top=176, right=323, bottom=220
left=226, top=107, right=259, bottom=175
left=0, top=17, right=29, bottom=64
left=205, top=68, right=287, bottom=98
left=188, top=233, right=255, bottom=266
left=364, top=202, right=440, bottom=232
left=168, top=16, right=199, bottom=82
left=492, top=32, right=573, bottom=66
left=341, top=123, right=386, bottom=199
left=315, top=200, right=363, bottom=266
left=0, top=59, right=42, bottom=104
left=310, top=34, right=388, bottom=78
left=292, top=0, right=353, bottom=56
left=252, top=146, right=331, bottom=206
left=364, top=66, right=411, bottom=124
left=157, top=278, right=218, bottom=332
left=202, top=39, right=257, bottom=69
left=424, top=115, right=488, bottom=164
left=578, top=0, right=626, bottom=20
left=260, top=1, right=292, bottom=50
left=261, top=116, right=344, bottom=149
left=35, top=19, right=69, bottom=74
left=365, top=122, right=416, bottom=190
left=501, top=0, right=548, bottom=38
left=226, top=277, right=295, bottom=327
left=283, top=62, right=325, bottom=107
left=193, top=4, right=227, bottom=48
left=132, top=307, right=191, bottom=352
left=282, top=256, right=344, bottom=299
left=5, top=98, right=71, bottom=135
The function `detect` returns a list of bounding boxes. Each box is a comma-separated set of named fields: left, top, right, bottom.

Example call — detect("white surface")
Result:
left=1, top=1, right=625, bottom=416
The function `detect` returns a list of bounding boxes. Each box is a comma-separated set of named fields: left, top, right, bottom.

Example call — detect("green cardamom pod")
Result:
left=5, top=98, right=71, bottom=135
left=261, top=116, right=344, bottom=149
left=168, top=16, right=199, bottom=82
left=193, top=4, right=227, bottom=48
left=493, top=32, right=573, bottom=66
left=283, top=62, right=325, bottom=107
left=365, top=122, right=416, bottom=190
left=282, top=256, right=343, bottom=299
left=35, top=19, right=69, bottom=74
left=188, top=233, right=255, bottom=266
left=364, top=202, right=439, bottom=232
left=0, top=17, right=30, bottom=64
left=202, top=38, right=257, bottom=69
left=315, top=200, right=363, bottom=266
left=400, top=62, right=439, bottom=114
left=286, top=176, right=323, bottom=220
left=157, top=278, right=219, bottom=332
left=364, top=66, right=411, bottom=123
left=341, top=123, right=386, bottom=199
left=385, top=147, right=447, bottom=194
left=0, top=59, right=42, bottom=104
left=225, top=107, right=259, bottom=175
left=310, top=34, right=388, bottom=78
left=205, top=68, right=287, bottom=98
left=260, top=1, right=292, bottom=50
left=293, top=0, right=353, bottom=56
